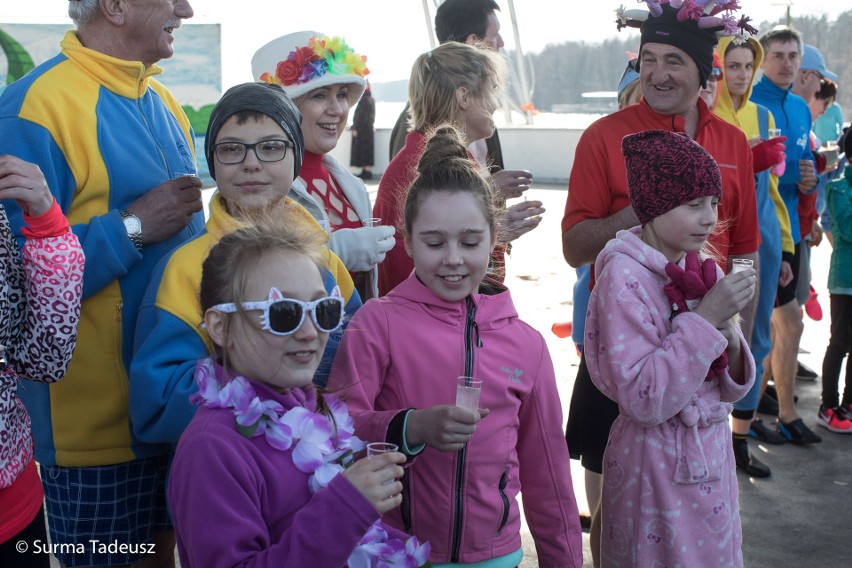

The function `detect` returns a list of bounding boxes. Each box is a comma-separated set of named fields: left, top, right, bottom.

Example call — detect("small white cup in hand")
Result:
left=366, top=442, right=398, bottom=457
left=456, top=376, right=483, bottom=411
left=731, top=259, right=754, bottom=274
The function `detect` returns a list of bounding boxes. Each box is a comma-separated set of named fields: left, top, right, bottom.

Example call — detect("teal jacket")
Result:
left=827, top=166, right=852, bottom=291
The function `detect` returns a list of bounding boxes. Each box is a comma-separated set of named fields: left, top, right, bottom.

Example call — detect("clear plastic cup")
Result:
left=767, top=128, right=782, bottom=139
left=366, top=442, right=398, bottom=457
left=731, top=258, right=754, bottom=274
left=456, top=376, right=483, bottom=411
left=362, top=217, right=382, bottom=227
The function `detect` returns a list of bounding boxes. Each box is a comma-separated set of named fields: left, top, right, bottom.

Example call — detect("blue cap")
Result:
left=802, top=44, right=837, bottom=82
left=617, top=58, right=640, bottom=98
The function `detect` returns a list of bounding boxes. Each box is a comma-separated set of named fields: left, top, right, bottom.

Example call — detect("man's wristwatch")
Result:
left=119, top=209, right=143, bottom=252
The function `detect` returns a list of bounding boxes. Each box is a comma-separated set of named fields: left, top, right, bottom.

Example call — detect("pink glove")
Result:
left=664, top=252, right=712, bottom=315
left=663, top=252, right=728, bottom=380
left=751, top=136, right=787, bottom=173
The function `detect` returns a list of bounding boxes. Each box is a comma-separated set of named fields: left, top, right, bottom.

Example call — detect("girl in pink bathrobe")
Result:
left=585, top=131, right=757, bottom=567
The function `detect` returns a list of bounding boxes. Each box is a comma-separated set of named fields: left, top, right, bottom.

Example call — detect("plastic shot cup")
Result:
left=366, top=442, right=398, bottom=457
left=767, top=128, right=782, bottom=139
left=455, top=376, right=483, bottom=411
left=362, top=217, right=382, bottom=227
left=731, top=258, right=754, bottom=274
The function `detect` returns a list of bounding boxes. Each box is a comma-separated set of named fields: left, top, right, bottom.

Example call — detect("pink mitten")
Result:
left=666, top=253, right=709, bottom=301
left=699, top=256, right=718, bottom=289
left=664, top=281, right=689, bottom=315
left=708, top=352, right=729, bottom=381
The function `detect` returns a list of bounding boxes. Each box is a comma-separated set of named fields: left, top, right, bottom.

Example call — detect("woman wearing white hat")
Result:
left=252, top=32, right=394, bottom=300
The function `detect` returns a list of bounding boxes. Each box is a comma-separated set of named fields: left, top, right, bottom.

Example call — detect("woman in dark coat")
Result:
left=350, top=84, right=375, bottom=180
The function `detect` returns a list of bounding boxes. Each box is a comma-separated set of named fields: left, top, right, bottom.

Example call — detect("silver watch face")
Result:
left=123, top=215, right=142, bottom=235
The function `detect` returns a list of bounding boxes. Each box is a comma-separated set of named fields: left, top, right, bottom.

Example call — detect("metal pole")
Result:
left=505, top=0, right=532, bottom=124
left=422, top=0, right=437, bottom=49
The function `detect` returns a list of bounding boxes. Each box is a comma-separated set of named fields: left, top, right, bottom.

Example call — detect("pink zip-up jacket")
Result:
left=327, top=274, right=583, bottom=567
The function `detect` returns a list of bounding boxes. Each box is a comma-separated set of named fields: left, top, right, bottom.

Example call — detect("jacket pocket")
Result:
left=496, top=468, right=510, bottom=536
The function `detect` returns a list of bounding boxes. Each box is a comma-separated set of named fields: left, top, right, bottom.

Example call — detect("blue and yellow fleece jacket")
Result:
left=0, top=31, right=204, bottom=466
left=130, top=193, right=362, bottom=445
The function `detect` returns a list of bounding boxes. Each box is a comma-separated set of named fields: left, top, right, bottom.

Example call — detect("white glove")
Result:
left=329, top=225, right=396, bottom=272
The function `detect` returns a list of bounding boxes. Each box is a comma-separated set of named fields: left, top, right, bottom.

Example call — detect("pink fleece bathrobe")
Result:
left=585, top=228, right=755, bottom=568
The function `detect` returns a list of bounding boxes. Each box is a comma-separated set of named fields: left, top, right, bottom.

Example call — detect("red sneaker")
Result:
left=817, top=406, right=852, bottom=434
left=805, top=285, right=823, bottom=321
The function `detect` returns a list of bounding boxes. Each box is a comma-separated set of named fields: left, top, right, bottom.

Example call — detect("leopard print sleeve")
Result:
left=0, top=208, right=84, bottom=382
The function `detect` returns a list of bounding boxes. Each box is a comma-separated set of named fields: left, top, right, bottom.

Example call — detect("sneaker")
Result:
left=777, top=418, right=823, bottom=444
left=757, top=392, right=779, bottom=416
left=748, top=419, right=786, bottom=444
left=796, top=361, right=819, bottom=381
left=817, top=406, right=852, bottom=434
left=733, top=437, right=771, bottom=478
left=765, top=383, right=797, bottom=404
left=805, top=285, right=823, bottom=321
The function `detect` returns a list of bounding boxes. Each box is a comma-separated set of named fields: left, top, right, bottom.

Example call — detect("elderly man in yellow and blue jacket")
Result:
left=0, top=1, right=204, bottom=566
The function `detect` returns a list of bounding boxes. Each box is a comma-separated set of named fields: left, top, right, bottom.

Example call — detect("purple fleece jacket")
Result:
left=168, top=365, right=382, bottom=567
left=585, top=228, right=755, bottom=568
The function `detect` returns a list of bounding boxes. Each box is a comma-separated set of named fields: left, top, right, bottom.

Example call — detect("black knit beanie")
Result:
left=637, top=4, right=718, bottom=88
left=205, top=83, right=304, bottom=181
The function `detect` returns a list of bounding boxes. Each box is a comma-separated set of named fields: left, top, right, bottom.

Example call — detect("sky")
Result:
left=0, top=0, right=846, bottom=90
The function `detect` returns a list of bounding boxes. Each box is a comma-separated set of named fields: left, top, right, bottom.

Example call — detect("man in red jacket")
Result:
left=560, top=4, right=760, bottom=565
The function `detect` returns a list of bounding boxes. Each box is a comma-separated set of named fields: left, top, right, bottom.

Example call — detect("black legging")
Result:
left=0, top=505, right=50, bottom=568
left=822, top=294, right=852, bottom=408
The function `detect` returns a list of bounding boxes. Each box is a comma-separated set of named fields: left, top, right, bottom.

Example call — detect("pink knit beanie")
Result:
left=622, top=130, right=722, bottom=225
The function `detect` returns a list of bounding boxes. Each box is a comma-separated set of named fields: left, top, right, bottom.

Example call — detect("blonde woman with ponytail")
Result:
left=375, top=42, right=544, bottom=296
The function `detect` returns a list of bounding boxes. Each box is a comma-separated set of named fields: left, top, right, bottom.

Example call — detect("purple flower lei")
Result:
left=191, top=359, right=430, bottom=567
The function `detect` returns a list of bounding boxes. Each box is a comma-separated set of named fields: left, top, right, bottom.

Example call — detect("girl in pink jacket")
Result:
left=328, top=125, right=583, bottom=567
left=585, top=131, right=756, bottom=567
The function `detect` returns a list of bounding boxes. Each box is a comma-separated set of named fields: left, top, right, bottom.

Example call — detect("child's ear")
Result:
left=203, top=309, right=230, bottom=348
left=403, top=233, right=414, bottom=258
left=455, top=86, right=470, bottom=111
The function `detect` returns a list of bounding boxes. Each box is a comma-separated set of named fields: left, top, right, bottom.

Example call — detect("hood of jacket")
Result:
left=713, top=36, right=764, bottom=128
left=595, top=226, right=672, bottom=283
left=385, top=273, right=518, bottom=331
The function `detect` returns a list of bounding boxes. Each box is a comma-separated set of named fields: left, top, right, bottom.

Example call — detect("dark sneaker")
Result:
left=764, top=384, right=798, bottom=405
left=797, top=361, right=819, bottom=381
left=817, top=406, right=852, bottom=434
left=733, top=437, right=771, bottom=478
left=777, top=418, right=823, bottom=444
left=749, top=419, right=786, bottom=444
left=757, top=392, right=779, bottom=416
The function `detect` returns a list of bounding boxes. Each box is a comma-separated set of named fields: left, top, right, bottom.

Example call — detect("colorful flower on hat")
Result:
left=615, top=0, right=755, bottom=39
left=260, top=35, right=369, bottom=87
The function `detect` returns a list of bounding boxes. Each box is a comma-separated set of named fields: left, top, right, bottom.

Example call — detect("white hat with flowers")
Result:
left=251, top=31, right=370, bottom=106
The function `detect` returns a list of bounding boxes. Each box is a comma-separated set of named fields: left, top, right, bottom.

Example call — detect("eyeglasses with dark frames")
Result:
left=212, top=139, right=294, bottom=164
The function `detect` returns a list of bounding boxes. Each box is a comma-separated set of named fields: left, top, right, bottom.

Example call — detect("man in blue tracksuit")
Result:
left=750, top=27, right=821, bottom=445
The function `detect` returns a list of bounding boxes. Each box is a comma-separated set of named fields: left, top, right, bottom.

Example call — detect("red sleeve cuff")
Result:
left=21, top=199, right=71, bottom=239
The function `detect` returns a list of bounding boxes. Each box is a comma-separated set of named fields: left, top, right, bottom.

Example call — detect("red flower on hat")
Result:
left=275, top=59, right=301, bottom=86
left=291, top=46, right=318, bottom=68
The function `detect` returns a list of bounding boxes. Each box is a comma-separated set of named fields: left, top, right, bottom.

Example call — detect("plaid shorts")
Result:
left=40, top=455, right=171, bottom=567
